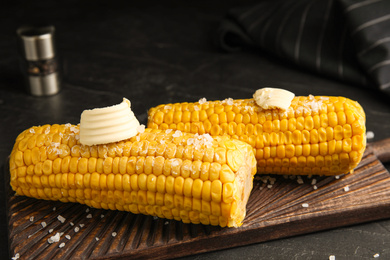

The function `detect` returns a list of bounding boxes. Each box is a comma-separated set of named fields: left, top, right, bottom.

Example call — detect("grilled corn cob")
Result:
left=9, top=124, right=256, bottom=227
left=147, top=95, right=366, bottom=176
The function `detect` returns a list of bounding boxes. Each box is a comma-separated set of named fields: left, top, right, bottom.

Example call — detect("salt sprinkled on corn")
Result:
left=186, top=133, right=213, bottom=149
left=198, top=97, right=207, bottom=104
left=172, top=130, right=182, bottom=138
left=222, top=98, right=234, bottom=106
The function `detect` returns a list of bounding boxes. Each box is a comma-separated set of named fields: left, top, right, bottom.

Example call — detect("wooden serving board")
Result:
left=6, top=139, right=390, bottom=260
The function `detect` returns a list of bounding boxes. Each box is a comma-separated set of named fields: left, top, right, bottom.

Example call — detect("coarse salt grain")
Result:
left=187, top=133, right=213, bottom=149
left=12, top=253, right=20, bottom=260
left=65, top=235, right=71, bottom=240
left=302, top=203, right=309, bottom=208
left=112, top=232, right=117, bottom=237
left=85, top=208, right=90, bottom=213
left=297, top=177, right=304, bottom=184
left=48, top=232, right=61, bottom=244
left=49, top=229, right=54, bottom=233
left=59, top=242, right=65, bottom=248
left=172, top=130, right=182, bottom=138
left=29, top=216, right=34, bottom=222
left=344, top=186, right=350, bottom=192
left=224, top=98, right=234, bottom=105
left=313, top=185, right=318, bottom=190
left=366, top=131, right=375, bottom=140
left=101, top=214, right=105, bottom=218
left=57, top=215, right=66, bottom=223
left=311, top=179, right=317, bottom=185
left=70, top=222, right=74, bottom=226
left=79, top=224, right=85, bottom=228
left=198, top=97, right=207, bottom=104
left=373, top=253, right=380, bottom=258
left=86, top=214, right=92, bottom=219
left=329, top=255, right=335, bottom=260
left=53, top=207, right=56, bottom=211
left=95, top=237, right=100, bottom=241
left=74, top=227, right=80, bottom=233
left=41, top=222, right=47, bottom=228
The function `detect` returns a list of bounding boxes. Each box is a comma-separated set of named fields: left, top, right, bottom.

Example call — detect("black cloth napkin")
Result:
left=218, top=0, right=390, bottom=95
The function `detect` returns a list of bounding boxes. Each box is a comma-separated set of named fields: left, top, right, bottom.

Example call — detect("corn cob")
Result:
left=9, top=124, right=256, bottom=227
left=147, top=95, right=366, bottom=176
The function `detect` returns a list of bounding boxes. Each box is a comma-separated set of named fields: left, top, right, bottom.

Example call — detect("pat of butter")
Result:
left=253, top=88, right=295, bottom=110
left=79, top=98, right=140, bottom=146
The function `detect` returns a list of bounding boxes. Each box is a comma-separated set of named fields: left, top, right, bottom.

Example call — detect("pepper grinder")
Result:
left=17, top=25, right=61, bottom=96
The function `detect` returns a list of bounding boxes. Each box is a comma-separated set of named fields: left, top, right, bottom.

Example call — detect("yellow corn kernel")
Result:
left=10, top=126, right=257, bottom=227
left=147, top=96, right=365, bottom=176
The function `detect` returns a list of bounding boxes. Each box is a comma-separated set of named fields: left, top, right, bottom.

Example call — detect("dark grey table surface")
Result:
left=1, top=1, right=390, bottom=259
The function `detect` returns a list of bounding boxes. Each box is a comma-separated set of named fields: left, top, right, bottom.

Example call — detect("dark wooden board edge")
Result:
left=5, top=147, right=390, bottom=260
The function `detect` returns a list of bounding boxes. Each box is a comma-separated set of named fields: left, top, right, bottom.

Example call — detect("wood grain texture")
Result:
left=6, top=145, right=390, bottom=260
